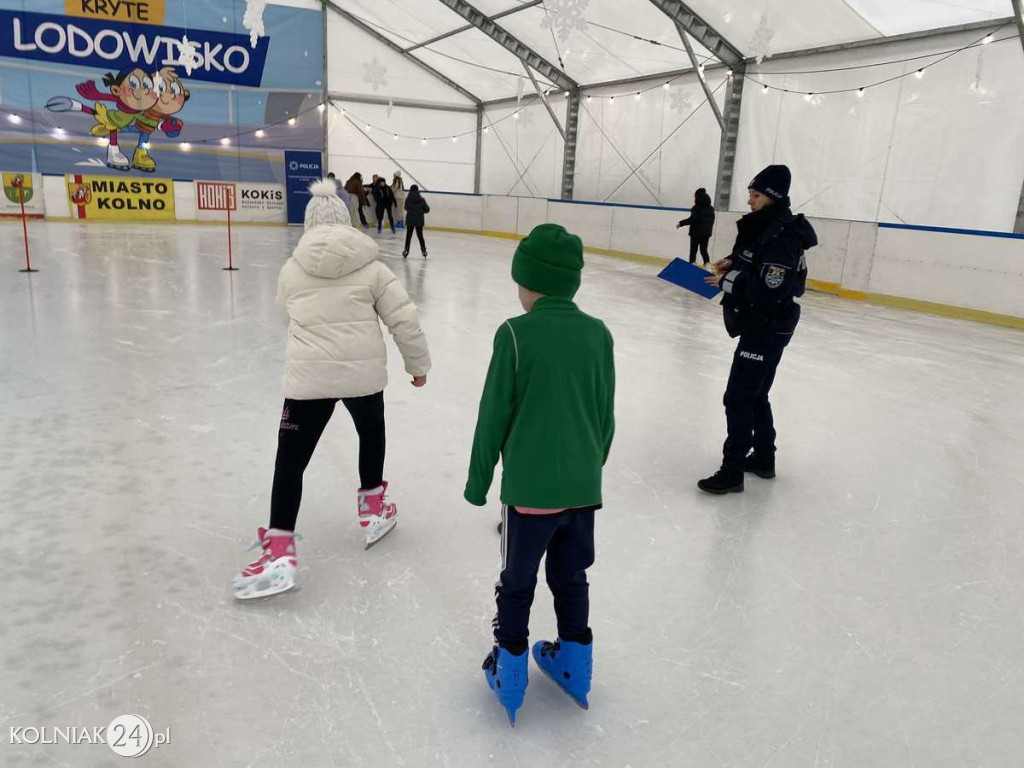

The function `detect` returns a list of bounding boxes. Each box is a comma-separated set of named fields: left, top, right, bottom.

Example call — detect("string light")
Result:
left=180, top=142, right=191, bottom=151
left=421, top=138, right=427, bottom=145
left=983, top=34, right=994, bottom=44
left=483, top=126, right=489, bottom=133
left=915, top=69, right=925, bottom=79
left=7, top=114, right=21, bottom=124
left=220, top=137, right=231, bottom=146
left=635, top=91, right=642, bottom=100
left=804, top=93, right=814, bottom=102
left=393, top=133, right=398, bottom=141
left=452, top=136, right=458, bottom=143
left=255, top=129, right=265, bottom=138
left=287, top=118, right=296, bottom=126
left=857, top=88, right=865, bottom=97
left=762, top=85, right=769, bottom=94
left=663, top=82, right=670, bottom=90
left=53, top=127, right=65, bottom=137
left=317, top=103, right=326, bottom=112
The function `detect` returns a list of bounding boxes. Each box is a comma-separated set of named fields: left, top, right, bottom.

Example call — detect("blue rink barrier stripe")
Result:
left=878, top=222, right=1024, bottom=240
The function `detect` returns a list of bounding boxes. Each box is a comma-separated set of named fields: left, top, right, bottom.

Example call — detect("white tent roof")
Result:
left=332, top=0, right=1014, bottom=100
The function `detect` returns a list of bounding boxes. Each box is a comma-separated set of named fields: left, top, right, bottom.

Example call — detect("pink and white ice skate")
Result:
left=358, top=482, right=398, bottom=550
left=232, top=528, right=298, bottom=600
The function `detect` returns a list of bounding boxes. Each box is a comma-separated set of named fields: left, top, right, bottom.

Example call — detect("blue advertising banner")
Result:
left=0, top=9, right=270, bottom=88
left=284, top=150, right=322, bottom=225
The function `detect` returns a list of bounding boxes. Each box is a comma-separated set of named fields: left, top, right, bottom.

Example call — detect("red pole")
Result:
left=223, top=186, right=238, bottom=271
left=17, top=183, right=37, bottom=273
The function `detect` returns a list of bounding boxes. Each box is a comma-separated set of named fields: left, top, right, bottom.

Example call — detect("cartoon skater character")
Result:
left=46, top=68, right=158, bottom=172
left=115, top=68, right=191, bottom=172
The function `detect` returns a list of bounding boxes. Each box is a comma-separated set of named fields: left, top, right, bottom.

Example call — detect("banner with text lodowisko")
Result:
left=0, top=9, right=270, bottom=87
left=66, top=174, right=175, bottom=220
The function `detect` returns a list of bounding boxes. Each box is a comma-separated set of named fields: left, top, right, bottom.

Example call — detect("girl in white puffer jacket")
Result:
left=233, top=180, right=431, bottom=600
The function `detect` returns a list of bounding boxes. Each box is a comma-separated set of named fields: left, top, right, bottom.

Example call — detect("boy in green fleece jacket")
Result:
left=467, top=224, right=615, bottom=726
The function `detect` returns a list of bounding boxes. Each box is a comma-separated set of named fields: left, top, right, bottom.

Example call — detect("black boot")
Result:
left=744, top=452, right=776, bottom=479
left=698, top=467, right=744, bottom=495
left=402, top=250, right=409, bottom=258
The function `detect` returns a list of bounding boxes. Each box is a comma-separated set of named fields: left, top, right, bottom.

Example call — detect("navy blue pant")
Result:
left=494, top=506, right=597, bottom=655
left=722, top=333, right=791, bottom=470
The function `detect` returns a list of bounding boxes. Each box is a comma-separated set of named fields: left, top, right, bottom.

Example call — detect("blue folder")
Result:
left=658, top=258, right=722, bottom=299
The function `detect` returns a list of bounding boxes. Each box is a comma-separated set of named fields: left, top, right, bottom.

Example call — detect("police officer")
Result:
left=699, top=165, right=818, bottom=494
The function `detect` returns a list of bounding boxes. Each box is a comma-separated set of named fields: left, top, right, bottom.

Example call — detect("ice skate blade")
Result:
left=233, top=580, right=295, bottom=601
left=364, top=519, right=397, bottom=550
left=537, top=666, right=589, bottom=710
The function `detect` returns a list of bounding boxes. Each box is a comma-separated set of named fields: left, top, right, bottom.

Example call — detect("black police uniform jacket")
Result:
left=720, top=205, right=818, bottom=339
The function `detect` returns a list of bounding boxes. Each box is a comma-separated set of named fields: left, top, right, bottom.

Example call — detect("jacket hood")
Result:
left=293, top=225, right=379, bottom=279
left=786, top=212, right=818, bottom=249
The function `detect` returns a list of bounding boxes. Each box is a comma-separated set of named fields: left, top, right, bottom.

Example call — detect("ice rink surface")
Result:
left=1, top=222, right=1023, bottom=767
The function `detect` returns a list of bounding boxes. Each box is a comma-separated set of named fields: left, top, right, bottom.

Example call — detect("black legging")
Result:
left=689, top=235, right=711, bottom=264
left=375, top=205, right=394, bottom=231
left=404, top=225, right=426, bottom=254
left=269, top=393, right=386, bottom=531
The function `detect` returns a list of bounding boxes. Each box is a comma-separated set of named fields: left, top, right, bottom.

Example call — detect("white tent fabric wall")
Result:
left=573, top=74, right=725, bottom=207
left=326, top=11, right=473, bottom=106
left=326, top=103, right=478, bottom=192
left=480, top=100, right=565, bottom=199
left=733, top=30, right=1024, bottom=230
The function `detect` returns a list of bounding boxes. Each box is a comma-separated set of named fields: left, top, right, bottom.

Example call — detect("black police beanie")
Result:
left=749, top=165, right=792, bottom=203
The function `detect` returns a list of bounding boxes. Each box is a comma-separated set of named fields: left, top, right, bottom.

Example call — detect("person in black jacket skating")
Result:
left=677, top=187, right=715, bottom=267
left=699, top=164, right=817, bottom=494
left=371, top=176, right=396, bottom=234
left=402, top=185, right=430, bottom=258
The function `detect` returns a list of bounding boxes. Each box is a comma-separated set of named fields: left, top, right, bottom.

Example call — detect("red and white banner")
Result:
left=196, top=181, right=286, bottom=223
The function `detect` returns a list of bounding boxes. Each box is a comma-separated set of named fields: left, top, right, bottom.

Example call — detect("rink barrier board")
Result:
left=425, top=222, right=1024, bottom=330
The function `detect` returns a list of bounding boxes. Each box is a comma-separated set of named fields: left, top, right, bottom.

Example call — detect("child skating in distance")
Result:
left=465, top=224, right=616, bottom=725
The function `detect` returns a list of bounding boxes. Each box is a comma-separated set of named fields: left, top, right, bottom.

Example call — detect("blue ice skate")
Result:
left=482, top=646, right=528, bottom=726
left=532, top=639, right=592, bottom=710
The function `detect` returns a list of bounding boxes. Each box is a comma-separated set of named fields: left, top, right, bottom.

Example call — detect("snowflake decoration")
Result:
left=749, top=14, right=774, bottom=64
left=668, top=87, right=694, bottom=114
left=243, top=0, right=266, bottom=48
left=175, top=35, right=204, bottom=76
left=362, top=57, right=388, bottom=93
left=541, top=0, right=591, bottom=43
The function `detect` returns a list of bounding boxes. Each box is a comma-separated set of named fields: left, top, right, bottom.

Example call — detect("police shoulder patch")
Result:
left=765, top=265, right=786, bottom=289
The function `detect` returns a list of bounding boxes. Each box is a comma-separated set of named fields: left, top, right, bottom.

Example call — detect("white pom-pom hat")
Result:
left=303, top=178, right=352, bottom=230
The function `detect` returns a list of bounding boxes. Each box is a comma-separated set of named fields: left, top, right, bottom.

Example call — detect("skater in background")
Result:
left=344, top=172, right=369, bottom=229
left=327, top=172, right=351, bottom=209
left=233, top=180, right=431, bottom=600
left=392, top=171, right=406, bottom=229
left=402, top=185, right=429, bottom=259
left=699, top=165, right=816, bottom=494
left=368, top=174, right=381, bottom=229
left=466, top=224, right=615, bottom=725
left=372, top=176, right=396, bottom=235
left=677, top=187, right=715, bottom=268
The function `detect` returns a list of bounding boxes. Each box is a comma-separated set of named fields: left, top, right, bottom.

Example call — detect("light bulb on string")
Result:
left=255, top=129, right=265, bottom=138
left=663, top=82, right=670, bottom=90
left=915, top=69, right=924, bottom=79
left=513, top=112, right=519, bottom=120
left=365, top=123, right=371, bottom=130
left=180, top=142, right=191, bottom=151
left=287, top=118, right=296, bottom=126
left=452, top=136, right=458, bottom=143
left=635, top=92, right=642, bottom=101
left=8, top=114, right=21, bottom=124
left=421, top=138, right=427, bottom=145
left=804, top=93, right=813, bottom=102
left=483, top=126, right=489, bottom=134
left=609, top=96, right=615, bottom=105
left=586, top=95, right=592, bottom=102
left=393, top=133, right=398, bottom=142
left=983, top=34, right=994, bottom=44
left=317, top=103, right=326, bottom=113
left=220, top=137, right=231, bottom=145
left=762, top=84, right=769, bottom=94
left=857, top=88, right=865, bottom=98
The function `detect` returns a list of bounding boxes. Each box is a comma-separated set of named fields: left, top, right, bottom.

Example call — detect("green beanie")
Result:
left=512, top=224, right=584, bottom=298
